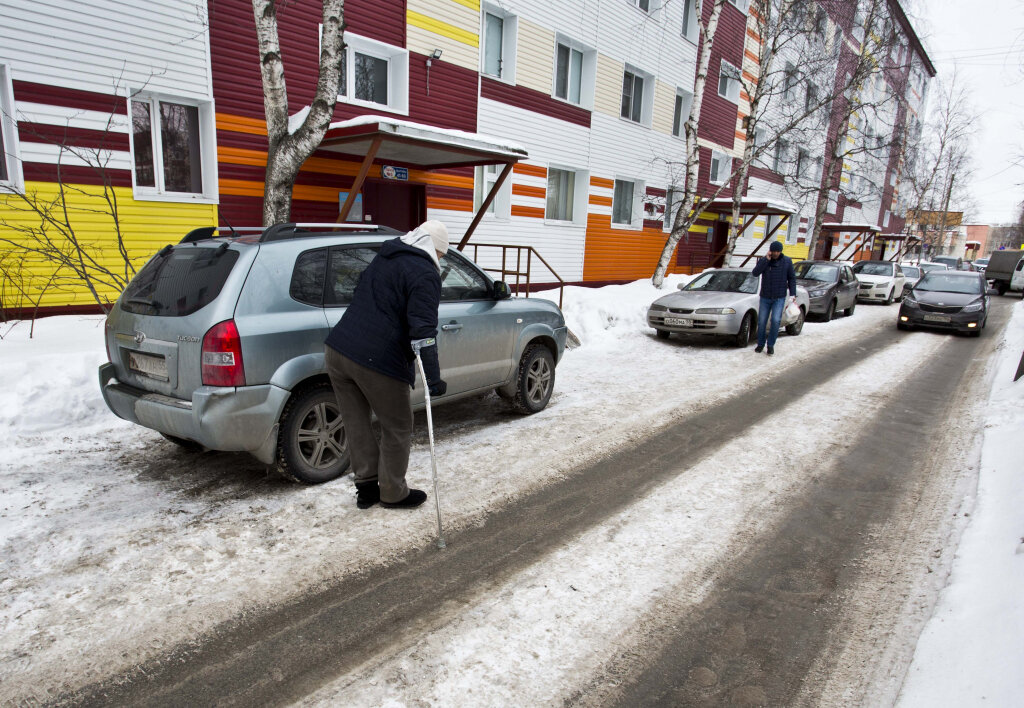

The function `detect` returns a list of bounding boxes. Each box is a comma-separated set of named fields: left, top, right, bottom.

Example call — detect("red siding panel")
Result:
left=22, top=163, right=132, bottom=188
left=18, top=123, right=130, bottom=152
left=697, top=3, right=746, bottom=148
left=12, top=81, right=126, bottom=115
left=481, top=78, right=592, bottom=128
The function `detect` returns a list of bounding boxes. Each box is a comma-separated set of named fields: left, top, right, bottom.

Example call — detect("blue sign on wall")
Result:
left=381, top=165, right=409, bottom=181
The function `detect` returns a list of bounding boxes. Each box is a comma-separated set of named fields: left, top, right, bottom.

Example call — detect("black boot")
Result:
left=380, top=489, right=427, bottom=509
left=355, top=481, right=380, bottom=509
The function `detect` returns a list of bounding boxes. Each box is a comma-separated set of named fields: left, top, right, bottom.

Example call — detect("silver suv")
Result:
left=99, top=223, right=568, bottom=484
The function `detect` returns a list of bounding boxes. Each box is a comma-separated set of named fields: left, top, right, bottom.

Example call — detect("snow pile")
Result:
left=897, top=303, right=1024, bottom=706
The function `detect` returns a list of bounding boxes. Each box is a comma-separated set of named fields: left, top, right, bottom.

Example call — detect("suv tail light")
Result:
left=202, top=320, right=245, bottom=387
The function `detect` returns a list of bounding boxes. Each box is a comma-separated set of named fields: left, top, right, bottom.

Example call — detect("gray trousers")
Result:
left=325, top=347, right=413, bottom=503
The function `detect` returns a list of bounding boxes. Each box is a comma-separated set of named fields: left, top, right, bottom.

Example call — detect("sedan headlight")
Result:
left=962, top=300, right=984, bottom=313
left=649, top=304, right=667, bottom=312
left=808, top=289, right=828, bottom=299
left=902, top=295, right=918, bottom=308
left=695, top=307, right=736, bottom=315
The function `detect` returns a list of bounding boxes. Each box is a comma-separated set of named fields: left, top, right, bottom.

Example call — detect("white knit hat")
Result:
left=421, top=220, right=449, bottom=254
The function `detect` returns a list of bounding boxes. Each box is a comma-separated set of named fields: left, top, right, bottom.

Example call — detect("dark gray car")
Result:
left=793, top=260, right=860, bottom=320
left=99, top=223, right=568, bottom=484
left=897, top=270, right=988, bottom=336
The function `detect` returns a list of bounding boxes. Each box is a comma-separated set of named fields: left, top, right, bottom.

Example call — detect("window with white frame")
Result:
left=620, top=67, right=651, bottom=124
left=728, top=0, right=750, bottom=11
left=612, top=178, right=639, bottom=226
left=482, top=5, right=517, bottom=83
left=681, top=0, right=698, bottom=42
left=672, top=88, right=693, bottom=138
left=339, top=32, right=409, bottom=114
left=718, top=61, right=741, bottom=103
left=709, top=150, right=731, bottom=184
left=546, top=166, right=581, bottom=222
left=553, top=36, right=596, bottom=108
left=130, top=93, right=214, bottom=199
left=0, top=63, right=23, bottom=192
left=474, top=164, right=510, bottom=218
left=772, top=140, right=788, bottom=174
left=795, top=148, right=808, bottom=178
left=630, top=0, right=652, bottom=13
left=783, top=63, right=798, bottom=102
left=805, top=81, right=818, bottom=112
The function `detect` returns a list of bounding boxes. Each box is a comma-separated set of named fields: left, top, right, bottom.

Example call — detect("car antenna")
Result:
left=221, top=214, right=240, bottom=239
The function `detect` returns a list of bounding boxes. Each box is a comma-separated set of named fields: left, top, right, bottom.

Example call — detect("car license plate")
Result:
left=128, top=351, right=169, bottom=381
left=664, top=316, right=692, bottom=327
left=923, top=314, right=951, bottom=323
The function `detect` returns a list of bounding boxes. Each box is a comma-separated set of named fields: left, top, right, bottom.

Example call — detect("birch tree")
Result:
left=253, top=0, right=346, bottom=225
left=652, top=0, right=727, bottom=288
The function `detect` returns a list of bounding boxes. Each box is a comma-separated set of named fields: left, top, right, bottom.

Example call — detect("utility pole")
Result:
left=936, top=173, right=955, bottom=256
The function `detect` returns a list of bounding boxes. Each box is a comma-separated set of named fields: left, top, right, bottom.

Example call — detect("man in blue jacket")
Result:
left=751, top=240, right=797, bottom=356
left=325, top=221, right=449, bottom=509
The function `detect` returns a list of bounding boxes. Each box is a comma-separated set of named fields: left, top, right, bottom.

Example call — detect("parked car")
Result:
left=900, top=264, right=923, bottom=290
left=852, top=260, right=906, bottom=304
left=898, top=270, right=989, bottom=336
left=931, top=255, right=963, bottom=271
left=99, top=223, right=569, bottom=484
left=983, top=250, right=1024, bottom=295
left=974, top=257, right=989, bottom=276
left=917, top=261, right=950, bottom=275
left=793, top=260, right=860, bottom=320
left=1012, top=256, right=1024, bottom=299
left=646, top=268, right=810, bottom=346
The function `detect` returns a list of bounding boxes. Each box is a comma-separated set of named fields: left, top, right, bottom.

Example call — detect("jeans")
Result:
left=757, top=296, right=786, bottom=348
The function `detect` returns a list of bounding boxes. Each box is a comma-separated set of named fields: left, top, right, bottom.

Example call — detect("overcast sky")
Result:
left=909, top=0, right=1024, bottom=224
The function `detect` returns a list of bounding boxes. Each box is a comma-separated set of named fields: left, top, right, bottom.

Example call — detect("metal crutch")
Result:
left=413, top=347, right=446, bottom=549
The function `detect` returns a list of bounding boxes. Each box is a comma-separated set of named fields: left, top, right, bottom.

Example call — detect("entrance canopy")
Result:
left=820, top=223, right=882, bottom=261
left=711, top=198, right=798, bottom=266
left=315, top=115, right=528, bottom=249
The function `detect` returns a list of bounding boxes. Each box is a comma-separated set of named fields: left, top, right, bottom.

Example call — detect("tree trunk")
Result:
left=253, top=0, right=346, bottom=226
left=652, top=0, right=726, bottom=288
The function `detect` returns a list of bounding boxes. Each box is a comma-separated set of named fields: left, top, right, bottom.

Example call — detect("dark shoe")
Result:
left=767, top=346, right=775, bottom=356
left=754, top=345, right=764, bottom=353
left=355, top=482, right=380, bottom=509
left=381, top=489, right=427, bottom=509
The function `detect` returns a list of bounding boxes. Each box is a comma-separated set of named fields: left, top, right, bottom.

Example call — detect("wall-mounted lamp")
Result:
left=426, top=49, right=443, bottom=95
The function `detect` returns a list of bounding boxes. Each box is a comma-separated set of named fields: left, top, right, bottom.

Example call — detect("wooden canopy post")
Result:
left=337, top=136, right=383, bottom=222
left=457, top=161, right=514, bottom=251
left=739, top=214, right=790, bottom=266
left=830, top=230, right=867, bottom=262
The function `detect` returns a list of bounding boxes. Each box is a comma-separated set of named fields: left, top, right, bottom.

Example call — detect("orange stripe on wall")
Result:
left=744, top=49, right=760, bottom=63
left=589, top=195, right=613, bottom=207
left=513, top=163, right=547, bottom=178
left=216, top=113, right=267, bottom=136
left=511, top=205, right=545, bottom=219
left=512, top=184, right=546, bottom=199
left=747, top=28, right=762, bottom=43
left=427, top=197, right=474, bottom=212
left=735, top=130, right=748, bottom=141
left=583, top=213, right=689, bottom=281
left=590, top=176, right=614, bottom=189
left=220, top=178, right=266, bottom=198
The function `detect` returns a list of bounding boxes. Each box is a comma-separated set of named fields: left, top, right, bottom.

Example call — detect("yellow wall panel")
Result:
left=652, top=79, right=677, bottom=136
left=516, top=18, right=555, bottom=94
left=407, top=24, right=478, bottom=72
left=594, top=53, right=622, bottom=118
left=1, top=182, right=216, bottom=311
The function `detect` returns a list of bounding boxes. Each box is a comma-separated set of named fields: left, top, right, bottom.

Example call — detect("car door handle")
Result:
left=441, top=322, right=463, bottom=332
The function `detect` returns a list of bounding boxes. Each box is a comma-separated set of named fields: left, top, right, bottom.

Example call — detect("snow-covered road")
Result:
left=1, top=280, right=1021, bottom=705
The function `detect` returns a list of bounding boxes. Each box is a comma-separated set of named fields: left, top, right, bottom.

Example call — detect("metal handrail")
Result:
left=468, top=244, right=566, bottom=309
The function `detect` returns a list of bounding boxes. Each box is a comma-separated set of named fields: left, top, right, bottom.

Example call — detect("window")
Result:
left=121, top=246, right=240, bottom=317
left=783, top=63, right=798, bottom=102
left=718, top=61, right=741, bottom=103
left=553, top=37, right=596, bottom=107
left=612, top=179, right=638, bottom=225
left=812, top=5, right=828, bottom=38
left=339, top=32, right=409, bottom=113
left=664, top=187, right=682, bottom=231
left=621, top=70, right=645, bottom=123
left=439, top=252, right=490, bottom=301
left=546, top=167, right=576, bottom=222
left=728, top=0, right=750, bottom=11
left=681, top=0, right=698, bottom=42
left=325, top=247, right=380, bottom=306
left=130, top=94, right=213, bottom=198
left=290, top=249, right=328, bottom=306
left=474, top=164, right=510, bottom=218
left=795, top=148, right=808, bottom=178
left=0, top=63, right=22, bottom=192
left=805, top=82, right=818, bottom=112
left=481, top=5, right=517, bottom=83
left=709, top=150, right=731, bottom=184
left=631, top=0, right=651, bottom=12
left=772, top=140, right=788, bottom=174
left=672, top=89, right=693, bottom=137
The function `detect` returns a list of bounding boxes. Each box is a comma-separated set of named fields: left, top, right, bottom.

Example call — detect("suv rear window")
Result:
left=121, top=246, right=239, bottom=316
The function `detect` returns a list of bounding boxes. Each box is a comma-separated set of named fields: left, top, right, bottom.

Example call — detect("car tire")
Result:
left=897, top=321, right=910, bottom=331
left=275, top=384, right=349, bottom=484
left=785, top=307, right=805, bottom=336
left=734, top=312, right=755, bottom=347
left=824, top=299, right=837, bottom=321
left=161, top=433, right=205, bottom=452
left=883, top=289, right=894, bottom=306
left=511, top=344, right=555, bottom=414
left=844, top=299, right=857, bottom=317
left=996, top=282, right=1008, bottom=295
left=655, top=328, right=671, bottom=340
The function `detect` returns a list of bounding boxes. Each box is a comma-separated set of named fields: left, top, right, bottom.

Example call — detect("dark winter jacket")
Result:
left=752, top=254, right=797, bottom=299
left=325, top=238, right=442, bottom=387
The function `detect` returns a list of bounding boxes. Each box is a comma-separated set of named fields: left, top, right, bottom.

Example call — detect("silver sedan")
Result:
left=647, top=268, right=810, bottom=346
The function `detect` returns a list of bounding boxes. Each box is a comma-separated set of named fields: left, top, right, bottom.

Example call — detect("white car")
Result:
left=852, top=260, right=906, bottom=304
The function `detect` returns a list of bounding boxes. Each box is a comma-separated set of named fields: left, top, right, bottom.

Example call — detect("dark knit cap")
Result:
left=769, top=241, right=783, bottom=252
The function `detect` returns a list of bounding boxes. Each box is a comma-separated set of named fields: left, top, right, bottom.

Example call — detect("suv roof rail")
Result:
left=179, top=226, right=265, bottom=244
left=258, top=222, right=400, bottom=243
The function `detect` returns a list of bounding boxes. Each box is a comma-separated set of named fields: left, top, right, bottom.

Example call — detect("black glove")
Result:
left=428, top=379, right=447, bottom=397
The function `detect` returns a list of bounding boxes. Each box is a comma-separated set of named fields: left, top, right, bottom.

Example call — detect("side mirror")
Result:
left=677, top=282, right=688, bottom=290
left=492, top=281, right=512, bottom=300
